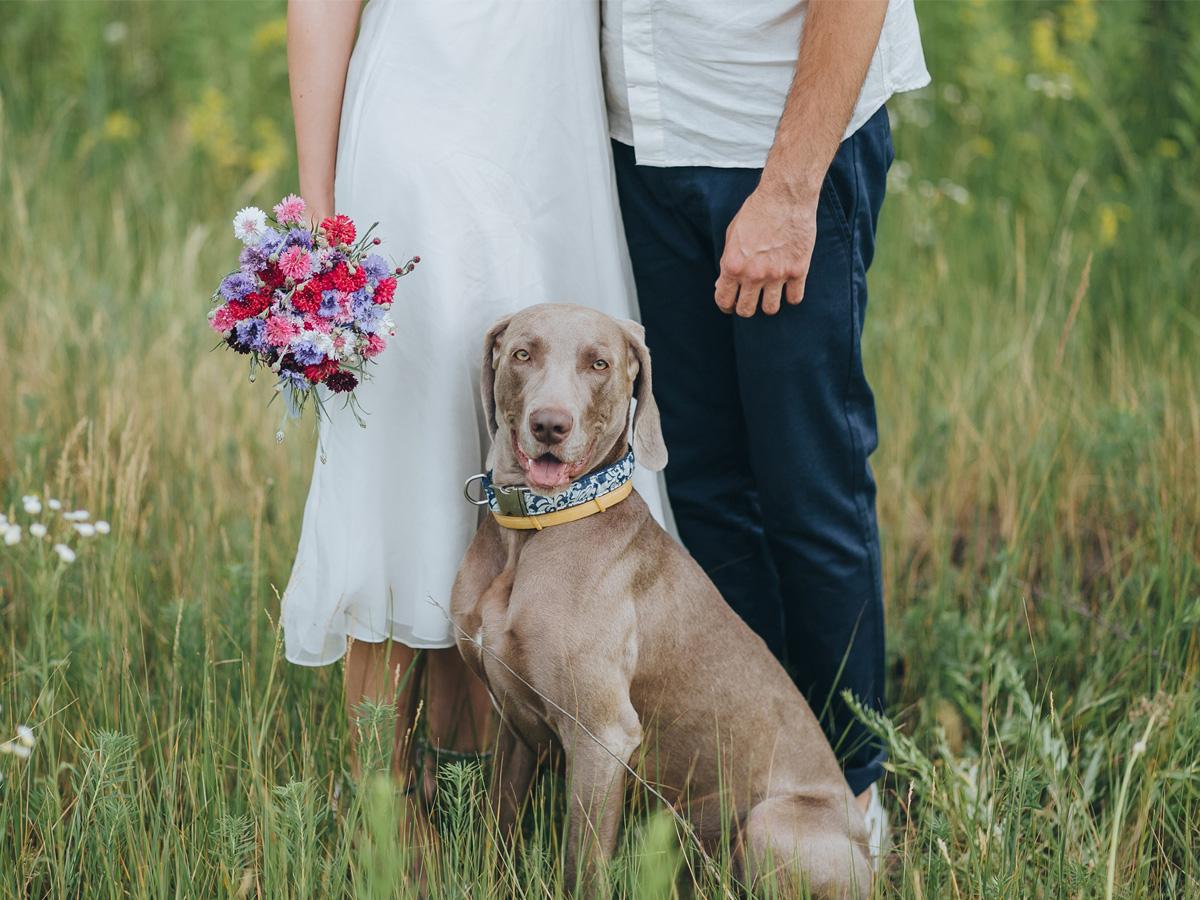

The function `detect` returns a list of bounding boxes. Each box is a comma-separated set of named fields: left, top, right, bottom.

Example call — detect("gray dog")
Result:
left=451, top=303, right=871, bottom=897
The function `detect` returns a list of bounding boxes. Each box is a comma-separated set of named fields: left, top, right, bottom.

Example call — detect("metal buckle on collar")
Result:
left=491, top=484, right=529, bottom=517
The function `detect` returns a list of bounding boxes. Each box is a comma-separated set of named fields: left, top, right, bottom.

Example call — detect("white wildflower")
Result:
left=1132, top=740, right=1147, bottom=755
left=233, top=206, right=269, bottom=245
left=16, top=726, right=34, bottom=748
left=29, top=523, right=47, bottom=539
left=53, top=543, right=76, bottom=564
left=4, top=525, right=20, bottom=546
left=23, top=497, right=42, bottom=515
left=74, top=523, right=97, bottom=538
left=0, top=740, right=31, bottom=760
left=64, top=510, right=90, bottom=522
left=0, top=513, right=7, bottom=528
left=48, top=499, right=62, bottom=510
left=95, top=521, right=111, bottom=535
left=103, top=21, right=129, bottom=45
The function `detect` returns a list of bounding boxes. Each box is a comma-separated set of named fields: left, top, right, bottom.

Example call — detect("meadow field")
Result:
left=1, top=1, right=1198, bottom=896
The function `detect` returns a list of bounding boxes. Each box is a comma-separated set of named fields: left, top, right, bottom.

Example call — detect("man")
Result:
left=602, top=0, right=929, bottom=859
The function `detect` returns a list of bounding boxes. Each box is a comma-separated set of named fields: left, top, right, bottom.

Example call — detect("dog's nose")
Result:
left=529, top=407, right=573, bottom=445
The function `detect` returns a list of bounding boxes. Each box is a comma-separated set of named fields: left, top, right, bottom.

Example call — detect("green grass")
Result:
left=1, top=0, right=1198, bottom=896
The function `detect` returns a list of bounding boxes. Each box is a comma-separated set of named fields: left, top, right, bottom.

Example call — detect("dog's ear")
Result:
left=621, top=319, right=668, bottom=472
left=481, top=313, right=514, bottom=435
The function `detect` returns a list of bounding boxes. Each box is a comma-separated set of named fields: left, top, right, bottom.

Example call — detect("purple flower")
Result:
left=219, top=272, right=256, bottom=301
left=257, top=228, right=283, bottom=256
left=350, top=289, right=374, bottom=319
left=361, top=254, right=390, bottom=283
left=235, top=317, right=267, bottom=351
left=283, top=228, right=314, bottom=250
left=291, top=340, right=326, bottom=366
left=278, top=370, right=308, bottom=392
left=354, top=303, right=385, bottom=333
left=239, top=244, right=270, bottom=273
left=318, top=290, right=341, bottom=319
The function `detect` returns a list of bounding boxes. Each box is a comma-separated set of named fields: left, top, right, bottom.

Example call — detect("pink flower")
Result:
left=278, top=246, right=312, bottom=281
left=364, top=334, right=386, bottom=358
left=210, top=305, right=238, bottom=333
left=264, top=314, right=300, bottom=347
left=273, top=194, right=307, bottom=225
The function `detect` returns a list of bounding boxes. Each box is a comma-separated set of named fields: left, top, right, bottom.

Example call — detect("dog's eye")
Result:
left=512, top=349, right=530, bottom=362
left=592, top=359, right=609, bottom=371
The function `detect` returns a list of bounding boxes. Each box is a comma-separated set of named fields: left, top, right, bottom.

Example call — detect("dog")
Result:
left=451, top=303, right=871, bottom=897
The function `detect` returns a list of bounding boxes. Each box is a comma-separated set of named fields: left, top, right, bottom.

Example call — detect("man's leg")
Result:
left=612, top=141, right=786, bottom=653
left=731, top=108, right=893, bottom=796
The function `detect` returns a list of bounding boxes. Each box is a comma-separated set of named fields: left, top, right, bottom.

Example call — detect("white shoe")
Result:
left=862, top=783, right=890, bottom=870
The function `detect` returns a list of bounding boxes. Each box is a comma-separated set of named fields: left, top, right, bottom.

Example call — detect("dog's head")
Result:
left=481, top=303, right=667, bottom=495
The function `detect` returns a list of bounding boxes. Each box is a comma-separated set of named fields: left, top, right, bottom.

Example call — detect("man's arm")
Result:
left=715, top=0, right=889, bottom=317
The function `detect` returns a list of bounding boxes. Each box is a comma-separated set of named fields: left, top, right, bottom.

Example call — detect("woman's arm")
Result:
left=287, top=0, right=363, bottom=222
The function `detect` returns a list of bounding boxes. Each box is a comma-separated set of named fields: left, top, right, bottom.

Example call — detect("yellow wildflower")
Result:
left=1061, top=0, right=1098, bottom=45
left=252, top=17, right=288, bottom=53
left=102, top=110, right=139, bottom=142
left=249, top=117, right=288, bottom=177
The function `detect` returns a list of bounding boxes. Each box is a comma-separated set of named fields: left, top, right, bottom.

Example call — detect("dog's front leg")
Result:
left=490, top=721, right=538, bottom=836
left=561, top=711, right=642, bottom=896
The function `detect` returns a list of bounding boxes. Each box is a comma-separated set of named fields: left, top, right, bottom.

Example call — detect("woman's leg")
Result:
left=421, top=647, right=494, bottom=796
left=344, top=637, right=423, bottom=782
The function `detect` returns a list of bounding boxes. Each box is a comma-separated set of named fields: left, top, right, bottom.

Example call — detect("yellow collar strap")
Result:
left=491, top=479, right=634, bottom=531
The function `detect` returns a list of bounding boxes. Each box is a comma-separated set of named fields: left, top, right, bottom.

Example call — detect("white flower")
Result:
left=53, top=543, right=76, bottom=564
left=64, top=510, right=90, bottom=522
left=16, top=725, right=34, bottom=748
left=74, top=523, right=96, bottom=537
left=0, top=513, right=7, bottom=528
left=23, top=497, right=42, bottom=515
left=233, top=206, right=269, bottom=245
left=48, top=499, right=62, bottom=511
left=95, top=521, right=111, bottom=535
left=0, top=740, right=31, bottom=760
left=29, top=523, right=47, bottom=539
left=4, top=525, right=20, bottom=546
left=1133, top=740, right=1147, bottom=755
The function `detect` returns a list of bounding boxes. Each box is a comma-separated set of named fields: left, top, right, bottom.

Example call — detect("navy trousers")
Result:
left=613, top=106, right=893, bottom=794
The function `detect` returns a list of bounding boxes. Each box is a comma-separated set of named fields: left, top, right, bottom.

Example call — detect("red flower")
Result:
left=243, top=290, right=272, bottom=317
left=226, top=299, right=255, bottom=321
left=260, top=263, right=285, bottom=290
left=320, top=214, right=356, bottom=247
left=303, top=359, right=341, bottom=384
left=364, top=334, right=386, bottom=358
left=373, top=276, right=396, bottom=305
left=325, top=370, right=359, bottom=393
left=328, top=262, right=356, bottom=292
left=291, top=283, right=321, bottom=315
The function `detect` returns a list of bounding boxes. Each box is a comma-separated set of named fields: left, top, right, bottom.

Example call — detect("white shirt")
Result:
left=602, top=0, right=931, bottom=168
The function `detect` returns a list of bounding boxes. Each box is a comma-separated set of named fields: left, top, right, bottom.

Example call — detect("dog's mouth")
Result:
left=512, top=432, right=593, bottom=492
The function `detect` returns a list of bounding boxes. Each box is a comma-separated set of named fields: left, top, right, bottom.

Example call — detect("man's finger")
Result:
left=761, top=282, right=784, bottom=316
left=735, top=280, right=761, bottom=317
left=785, top=277, right=806, bottom=305
left=714, top=271, right=738, bottom=313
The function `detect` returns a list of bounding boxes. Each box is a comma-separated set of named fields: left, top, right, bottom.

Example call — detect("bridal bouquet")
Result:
left=208, top=194, right=417, bottom=427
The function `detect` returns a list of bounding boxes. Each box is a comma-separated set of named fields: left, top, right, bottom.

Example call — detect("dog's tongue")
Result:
left=527, top=454, right=570, bottom=489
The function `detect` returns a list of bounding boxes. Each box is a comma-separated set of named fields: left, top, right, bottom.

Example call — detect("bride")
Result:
left=282, top=0, right=664, bottom=790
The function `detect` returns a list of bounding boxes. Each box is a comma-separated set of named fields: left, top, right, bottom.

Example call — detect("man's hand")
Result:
left=713, top=0, right=888, bottom=318
left=715, top=176, right=818, bottom=317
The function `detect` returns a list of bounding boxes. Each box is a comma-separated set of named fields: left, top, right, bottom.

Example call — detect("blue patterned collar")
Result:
left=470, top=450, right=635, bottom=519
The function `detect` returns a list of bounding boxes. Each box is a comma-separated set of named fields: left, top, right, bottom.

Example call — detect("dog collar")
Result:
left=464, top=450, right=635, bottom=531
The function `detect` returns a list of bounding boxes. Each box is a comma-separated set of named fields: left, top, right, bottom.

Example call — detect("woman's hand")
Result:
left=288, top=1, right=362, bottom=224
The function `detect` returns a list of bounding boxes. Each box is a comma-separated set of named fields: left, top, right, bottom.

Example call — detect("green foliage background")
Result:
left=1, top=1, right=1197, bottom=896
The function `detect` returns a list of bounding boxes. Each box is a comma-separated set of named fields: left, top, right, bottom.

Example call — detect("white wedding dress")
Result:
left=282, top=0, right=666, bottom=666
